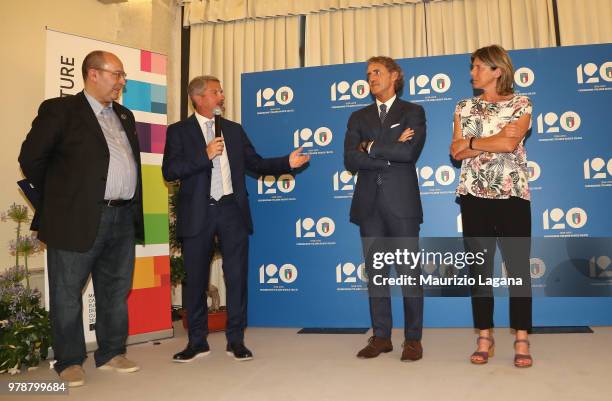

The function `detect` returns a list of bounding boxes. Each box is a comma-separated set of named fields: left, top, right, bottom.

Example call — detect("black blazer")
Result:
left=344, top=98, right=426, bottom=225
left=18, top=91, right=144, bottom=252
left=162, top=114, right=291, bottom=238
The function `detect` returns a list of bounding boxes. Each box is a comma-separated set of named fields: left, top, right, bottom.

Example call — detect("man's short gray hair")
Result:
left=188, top=75, right=220, bottom=108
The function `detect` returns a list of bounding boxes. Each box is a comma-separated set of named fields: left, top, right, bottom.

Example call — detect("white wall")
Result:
left=0, top=0, right=181, bottom=271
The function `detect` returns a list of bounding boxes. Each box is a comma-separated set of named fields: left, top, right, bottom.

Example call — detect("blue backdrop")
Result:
left=241, top=44, right=612, bottom=328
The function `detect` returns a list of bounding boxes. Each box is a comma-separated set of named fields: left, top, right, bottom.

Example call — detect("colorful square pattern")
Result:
left=126, top=49, right=170, bottom=336
left=140, top=50, right=167, bottom=75
left=123, top=80, right=167, bottom=114
left=136, top=122, right=166, bottom=154
left=141, top=164, right=169, bottom=244
left=128, top=256, right=171, bottom=335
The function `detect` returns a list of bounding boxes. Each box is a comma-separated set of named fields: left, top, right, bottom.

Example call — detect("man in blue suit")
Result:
left=163, top=76, right=309, bottom=362
left=344, top=56, right=426, bottom=361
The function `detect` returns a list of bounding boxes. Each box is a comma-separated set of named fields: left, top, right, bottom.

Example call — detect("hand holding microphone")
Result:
left=206, top=137, right=224, bottom=160
left=206, top=106, right=224, bottom=159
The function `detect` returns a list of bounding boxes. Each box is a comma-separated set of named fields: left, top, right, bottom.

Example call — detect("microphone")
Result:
left=213, top=107, right=222, bottom=138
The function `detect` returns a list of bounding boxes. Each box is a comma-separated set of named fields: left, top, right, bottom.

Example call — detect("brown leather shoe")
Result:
left=401, top=340, right=423, bottom=361
left=356, top=336, right=393, bottom=358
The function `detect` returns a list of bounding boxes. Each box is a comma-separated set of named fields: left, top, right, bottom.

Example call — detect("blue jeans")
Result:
left=47, top=204, right=136, bottom=373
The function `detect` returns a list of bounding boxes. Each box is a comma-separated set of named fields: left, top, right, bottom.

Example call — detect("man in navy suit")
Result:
left=163, top=76, right=309, bottom=362
left=344, top=56, right=426, bottom=361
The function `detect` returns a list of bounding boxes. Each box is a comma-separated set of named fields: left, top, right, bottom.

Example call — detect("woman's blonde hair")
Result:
left=471, top=45, right=514, bottom=95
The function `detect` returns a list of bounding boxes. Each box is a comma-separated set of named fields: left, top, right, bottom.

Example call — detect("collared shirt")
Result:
left=84, top=90, right=137, bottom=200
left=375, top=94, right=396, bottom=118
left=367, top=95, right=398, bottom=154
left=194, top=111, right=234, bottom=196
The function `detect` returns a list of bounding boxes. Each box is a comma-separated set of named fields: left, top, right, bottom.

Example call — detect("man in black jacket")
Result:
left=19, top=50, right=144, bottom=386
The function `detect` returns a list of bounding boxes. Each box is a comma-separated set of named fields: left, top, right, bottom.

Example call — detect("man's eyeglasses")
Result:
left=95, top=68, right=128, bottom=80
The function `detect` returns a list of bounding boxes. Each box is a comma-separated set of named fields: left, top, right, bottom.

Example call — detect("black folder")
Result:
left=17, top=179, right=40, bottom=210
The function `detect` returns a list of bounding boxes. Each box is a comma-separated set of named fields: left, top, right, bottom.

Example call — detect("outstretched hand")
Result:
left=289, top=146, right=310, bottom=168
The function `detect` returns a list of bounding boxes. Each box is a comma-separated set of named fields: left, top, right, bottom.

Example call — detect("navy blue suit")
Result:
left=162, top=114, right=290, bottom=345
left=344, top=98, right=426, bottom=340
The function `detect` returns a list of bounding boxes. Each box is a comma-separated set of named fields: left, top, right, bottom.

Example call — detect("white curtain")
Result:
left=303, top=0, right=559, bottom=67
left=305, top=2, right=427, bottom=66
left=182, top=0, right=422, bottom=25
left=185, top=0, right=610, bottom=121
left=424, top=0, right=557, bottom=56
left=189, top=16, right=300, bottom=122
left=556, top=0, right=612, bottom=45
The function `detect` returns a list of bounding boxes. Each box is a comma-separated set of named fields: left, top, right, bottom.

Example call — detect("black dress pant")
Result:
left=460, top=194, right=532, bottom=331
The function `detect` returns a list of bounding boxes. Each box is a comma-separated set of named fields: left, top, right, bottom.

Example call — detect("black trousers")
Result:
left=460, top=194, right=532, bottom=331
left=182, top=200, right=249, bottom=347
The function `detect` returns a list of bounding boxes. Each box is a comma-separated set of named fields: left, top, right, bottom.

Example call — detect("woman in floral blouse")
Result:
left=450, top=45, right=533, bottom=368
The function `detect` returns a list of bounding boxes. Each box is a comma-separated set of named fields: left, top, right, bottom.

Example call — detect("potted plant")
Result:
left=0, top=204, right=50, bottom=375
left=168, top=187, right=227, bottom=331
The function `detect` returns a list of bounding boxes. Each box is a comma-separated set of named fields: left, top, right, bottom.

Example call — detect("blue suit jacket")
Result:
left=344, top=99, right=426, bottom=225
left=162, top=114, right=291, bottom=238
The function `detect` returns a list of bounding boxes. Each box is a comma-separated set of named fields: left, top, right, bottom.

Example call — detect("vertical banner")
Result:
left=43, top=29, right=171, bottom=345
left=242, top=44, right=612, bottom=328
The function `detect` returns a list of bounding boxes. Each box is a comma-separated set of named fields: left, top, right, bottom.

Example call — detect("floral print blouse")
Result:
left=455, top=95, right=533, bottom=201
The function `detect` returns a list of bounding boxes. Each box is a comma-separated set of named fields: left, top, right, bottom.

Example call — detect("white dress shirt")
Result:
left=194, top=111, right=234, bottom=196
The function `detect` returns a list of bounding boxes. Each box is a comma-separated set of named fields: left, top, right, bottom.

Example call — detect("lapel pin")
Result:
left=120, top=113, right=127, bottom=120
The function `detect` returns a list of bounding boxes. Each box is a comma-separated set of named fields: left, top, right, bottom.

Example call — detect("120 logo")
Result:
left=408, top=73, right=451, bottom=95
left=256, top=86, right=294, bottom=107
left=584, top=158, right=612, bottom=179
left=333, top=171, right=357, bottom=191
left=336, top=263, right=367, bottom=283
left=257, top=174, right=295, bottom=194
left=259, top=264, right=298, bottom=284
left=543, top=207, right=588, bottom=230
left=418, top=165, right=456, bottom=187
left=295, top=217, right=335, bottom=238
left=330, top=80, right=370, bottom=101
left=536, top=111, right=581, bottom=133
left=293, top=127, right=333, bottom=148
left=576, top=62, right=612, bottom=84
